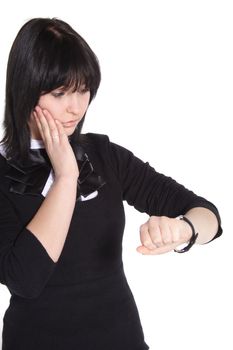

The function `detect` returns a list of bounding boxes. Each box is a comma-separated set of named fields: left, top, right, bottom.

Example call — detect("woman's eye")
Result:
left=78, top=86, right=89, bottom=94
left=51, top=91, right=65, bottom=98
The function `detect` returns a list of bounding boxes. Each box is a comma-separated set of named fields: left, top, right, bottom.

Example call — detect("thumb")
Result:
left=136, top=245, right=153, bottom=255
left=136, top=244, right=176, bottom=255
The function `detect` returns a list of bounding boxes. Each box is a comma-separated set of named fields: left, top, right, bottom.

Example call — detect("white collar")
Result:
left=30, top=138, right=45, bottom=149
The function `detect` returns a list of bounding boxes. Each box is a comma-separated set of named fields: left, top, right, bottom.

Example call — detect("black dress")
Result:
left=0, top=133, right=222, bottom=350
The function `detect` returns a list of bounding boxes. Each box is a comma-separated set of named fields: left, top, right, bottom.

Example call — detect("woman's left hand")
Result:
left=137, top=216, right=192, bottom=255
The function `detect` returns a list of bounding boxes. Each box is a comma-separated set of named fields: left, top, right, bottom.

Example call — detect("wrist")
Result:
left=174, top=215, right=199, bottom=253
left=180, top=217, right=193, bottom=241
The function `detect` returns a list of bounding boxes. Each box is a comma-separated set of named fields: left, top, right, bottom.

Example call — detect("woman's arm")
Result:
left=105, top=138, right=222, bottom=254
left=0, top=108, right=79, bottom=298
left=26, top=176, right=77, bottom=262
left=26, top=107, right=79, bottom=262
left=184, top=207, right=218, bottom=244
left=137, top=207, right=219, bottom=255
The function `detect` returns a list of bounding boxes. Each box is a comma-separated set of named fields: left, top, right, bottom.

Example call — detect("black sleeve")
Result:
left=107, top=139, right=222, bottom=241
left=0, top=191, right=57, bottom=298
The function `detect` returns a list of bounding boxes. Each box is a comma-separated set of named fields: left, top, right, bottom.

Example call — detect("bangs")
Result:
left=36, top=28, right=100, bottom=98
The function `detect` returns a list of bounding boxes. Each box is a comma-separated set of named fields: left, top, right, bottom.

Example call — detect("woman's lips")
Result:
left=62, top=120, right=78, bottom=127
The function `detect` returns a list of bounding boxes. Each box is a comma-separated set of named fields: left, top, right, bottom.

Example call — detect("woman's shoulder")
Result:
left=81, top=132, right=110, bottom=145
left=81, top=133, right=132, bottom=159
left=81, top=133, right=128, bottom=152
left=80, top=133, right=112, bottom=154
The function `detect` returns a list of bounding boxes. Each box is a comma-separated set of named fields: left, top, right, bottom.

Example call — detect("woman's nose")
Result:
left=66, top=94, right=80, bottom=115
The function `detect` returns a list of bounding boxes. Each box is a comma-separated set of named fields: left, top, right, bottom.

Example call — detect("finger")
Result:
left=41, top=109, right=61, bottom=143
left=43, top=109, right=58, bottom=130
left=34, top=106, right=52, bottom=143
left=136, top=244, right=174, bottom=255
left=137, top=240, right=183, bottom=255
left=33, top=111, right=43, bottom=137
left=159, top=219, right=173, bottom=245
left=147, top=221, right=163, bottom=247
left=54, top=119, right=68, bottom=143
left=170, top=219, right=181, bottom=243
left=139, top=224, right=157, bottom=250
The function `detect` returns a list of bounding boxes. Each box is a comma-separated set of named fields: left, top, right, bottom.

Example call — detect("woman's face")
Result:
left=28, top=85, right=90, bottom=140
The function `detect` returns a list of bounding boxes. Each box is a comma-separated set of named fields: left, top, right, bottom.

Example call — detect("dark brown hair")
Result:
left=1, top=17, right=101, bottom=161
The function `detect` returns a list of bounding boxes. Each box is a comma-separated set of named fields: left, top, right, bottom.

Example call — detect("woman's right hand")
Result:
left=33, top=106, right=79, bottom=180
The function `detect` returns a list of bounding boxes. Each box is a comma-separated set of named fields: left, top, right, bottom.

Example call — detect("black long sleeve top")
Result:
left=0, top=133, right=222, bottom=350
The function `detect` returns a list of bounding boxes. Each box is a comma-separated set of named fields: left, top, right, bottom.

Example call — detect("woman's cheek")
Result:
left=38, top=105, right=59, bottom=120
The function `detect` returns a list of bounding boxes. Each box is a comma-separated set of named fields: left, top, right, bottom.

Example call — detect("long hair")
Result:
left=1, top=17, right=101, bottom=161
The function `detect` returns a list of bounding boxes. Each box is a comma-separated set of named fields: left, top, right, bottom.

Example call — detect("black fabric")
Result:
left=5, top=144, right=106, bottom=200
left=0, top=133, right=222, bottom=350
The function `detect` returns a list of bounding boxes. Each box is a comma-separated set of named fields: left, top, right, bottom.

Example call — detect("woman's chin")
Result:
left=65, top=128, right=76, bottom=137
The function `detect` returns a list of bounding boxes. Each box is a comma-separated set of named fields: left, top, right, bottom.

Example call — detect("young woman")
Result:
left=0, top=17, right=222, bottom=350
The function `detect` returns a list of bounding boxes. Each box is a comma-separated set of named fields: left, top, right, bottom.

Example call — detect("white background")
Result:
left=0, top=1, right=232, bottom=349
